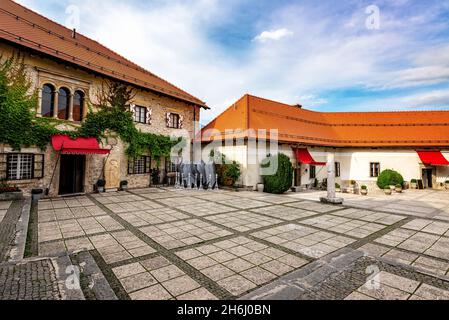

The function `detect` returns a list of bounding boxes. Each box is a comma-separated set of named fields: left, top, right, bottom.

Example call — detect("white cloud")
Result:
left=13, top=0, right=449, bottom=124
left=253, top=28, right=293, bottom=42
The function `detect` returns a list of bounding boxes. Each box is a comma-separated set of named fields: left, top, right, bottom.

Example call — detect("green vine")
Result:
left=0, top=54, right=180, bottom=159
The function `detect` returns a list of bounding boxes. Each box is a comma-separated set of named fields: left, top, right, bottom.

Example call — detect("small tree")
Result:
left=262, top=153, right=293, bottom=194
left=224, top=161, right=241, bottom=190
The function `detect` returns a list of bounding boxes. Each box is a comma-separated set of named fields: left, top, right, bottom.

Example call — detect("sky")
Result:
left=15, top=0, right=449, bottom=125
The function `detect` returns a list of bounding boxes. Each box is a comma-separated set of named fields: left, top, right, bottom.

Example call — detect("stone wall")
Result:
left=0, top=42, right=200, bottom=197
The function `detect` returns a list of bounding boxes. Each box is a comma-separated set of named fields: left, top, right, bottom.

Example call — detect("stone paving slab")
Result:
left=27, top=188, right=449, bottom=300
left=176, top=236, right=308, bottom=297
left=252, top=224, right=356, bottom=259
left=112, top=256, right=217, bottom=300
left=204, top=211, right=283, bottom=232
left=140, top=219, right=233, bottom=249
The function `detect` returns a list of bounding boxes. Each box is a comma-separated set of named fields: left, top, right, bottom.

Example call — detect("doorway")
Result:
left=422, top=168, right=434, bottom=189
left=59, top=155, right=85, bottom=195
left=294, top=165, right=302, bottom=186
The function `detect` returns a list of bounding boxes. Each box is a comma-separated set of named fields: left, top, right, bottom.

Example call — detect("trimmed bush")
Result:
left=361, top=185, right=367, bottom=190
left=262, top=153, right=293, bottom=194
left=411, top=179, right=417, bottom=183
left=377, top=169, right=404, bottom=190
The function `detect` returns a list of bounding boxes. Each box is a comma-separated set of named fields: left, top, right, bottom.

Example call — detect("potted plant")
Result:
left=96, top=179, right=106, bottom=193
left=410, top=179, right=417, bottom=189
left=31, top=188, right=44, bottom=201
left=360, top=185, right=368, bottom=195
left=0, top=180, right=23, bottom=200
left=350, top=180, right=357, bottom=186
left=395, top=184, right=403, bottom=193
left=445, top=180, right=449, bottom=190
left=384, top=187, right=392, bottom=195
left=119, top=180, right=128, bottom=191
left=224, top=161, right=241, bottom=191
left=335, top=183, right=341, bottom=193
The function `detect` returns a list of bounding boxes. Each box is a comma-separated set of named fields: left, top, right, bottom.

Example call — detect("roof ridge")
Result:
left=246, top=93, right=449, bottom=114
left=7, top=0, right=205, bottom=105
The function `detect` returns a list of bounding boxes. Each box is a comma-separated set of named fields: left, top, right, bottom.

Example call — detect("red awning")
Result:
left=51, top=135, right=111, bottom=155
left=417, top=151, right=449, bottom=166
left=293, top=148, right=326, bottom=166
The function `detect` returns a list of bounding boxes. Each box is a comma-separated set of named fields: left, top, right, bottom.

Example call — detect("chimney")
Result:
left=72, top=28, right=76, bottom=39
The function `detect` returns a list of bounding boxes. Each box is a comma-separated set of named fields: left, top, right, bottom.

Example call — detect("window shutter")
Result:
left=0, top=154, right=6, bottom=180
left=128, top=158, right=135, bottom=174
left=130, top=104, right=136, bottom=119
left=179, top=115, right=184, bottom=129
left=166, top=112, right=171, bottom=127
left=33, top=154, right=45, bottom=179
left=145, top=156, right=151, bottom=173
left=146, top=108, right=152, bottom=125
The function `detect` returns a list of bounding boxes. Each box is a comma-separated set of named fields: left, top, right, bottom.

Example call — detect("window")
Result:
left=310, top=165, right=316, bottom=179
left=41, top=84, right=55, bottom=117
left=370, top=162, right=380, bottom=178
left=128, top=156, right=151, bottom=175
left=133, top=106, right=147, bottom=124
left=73, top=90, right=84, bottom=122
left=335, top=162, right=341, bottom=177
left=4, top=154, right=44, bottom=180
left=165, top=156, right=179, bottom=173
left=167, top=113, right=180, bottom=129
left=58, top=87, right=70, bottom=120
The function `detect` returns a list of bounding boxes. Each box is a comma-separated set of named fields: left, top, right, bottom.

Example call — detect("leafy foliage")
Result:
left=262, top=153, right=293, bottom=194
left=377, top=169, right=404, bottom=189
left=0, top=54, right=178, bottom=159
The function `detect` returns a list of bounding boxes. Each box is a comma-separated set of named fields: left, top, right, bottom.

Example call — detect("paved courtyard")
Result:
left=2, top=188, right=449, bottom=300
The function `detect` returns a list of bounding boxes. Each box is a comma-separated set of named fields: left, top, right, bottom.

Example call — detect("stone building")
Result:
left=0, top=0, right=208, bottom=196
left=201, top=94, right=449, bottom=191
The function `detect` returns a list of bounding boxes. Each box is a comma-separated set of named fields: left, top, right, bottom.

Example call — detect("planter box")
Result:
left=0, top=191, right=23, bottom=201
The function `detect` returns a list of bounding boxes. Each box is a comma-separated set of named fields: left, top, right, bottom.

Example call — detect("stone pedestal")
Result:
left=320, top=152, right=343, bottom=205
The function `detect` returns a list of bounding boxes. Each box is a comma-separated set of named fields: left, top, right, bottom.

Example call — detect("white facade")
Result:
left=213, top=141, right=449, bottom=190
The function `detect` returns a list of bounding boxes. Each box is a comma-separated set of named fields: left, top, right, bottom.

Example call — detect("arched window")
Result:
left=41, top=84, right=55, bottom=117
left=73, top=90, right=85, bottom=122
left=57, top=87, right=70, bottom=120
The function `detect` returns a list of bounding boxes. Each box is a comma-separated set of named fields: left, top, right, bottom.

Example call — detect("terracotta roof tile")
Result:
left=202, top=94, right=449, bottom=148
left=0, top=0, right=207, bottom=108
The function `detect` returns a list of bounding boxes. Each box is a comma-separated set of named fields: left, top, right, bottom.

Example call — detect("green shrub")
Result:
left=395, top=184, right=402, bottom=188
left=411, top=179, right=417, bottom=183
left=445, top=180, right=449, bottom=184
left=350, top=180, right=356, bottom=185
left=224, top=161, right=241, bottom=189
left=262, top=153, right=293, bottom=194
left=335, top=183, right=341, bottom=189
left=377, top=169, right=404, bottom=189
left=361, top=185, right=367, bottom=190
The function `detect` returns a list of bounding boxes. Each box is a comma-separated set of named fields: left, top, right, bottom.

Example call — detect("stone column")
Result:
left=53, top=90, right=59, bottom=119
left=36, top=88, right=43, bottom=117
left=320, top=151, right=343, bottom=204
left=68, top=93, right=74, bottom=121
left=327, top=152, right=336, bottom=199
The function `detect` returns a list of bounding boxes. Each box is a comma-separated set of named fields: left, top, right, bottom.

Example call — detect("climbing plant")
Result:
left=0, top=53, right=180, bottom=159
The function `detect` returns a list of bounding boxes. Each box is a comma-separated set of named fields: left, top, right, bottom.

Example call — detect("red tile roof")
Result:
left=202, top=94, right=449, bottom=148
left=0, top=0, right=207, bottom=108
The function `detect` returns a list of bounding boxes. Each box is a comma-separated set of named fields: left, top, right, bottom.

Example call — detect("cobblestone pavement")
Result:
left=0, top=255, right=85, bottom=300
left=15, top=188, right=449, bottom=299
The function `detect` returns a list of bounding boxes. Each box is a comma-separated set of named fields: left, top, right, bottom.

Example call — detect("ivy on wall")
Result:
left=0, top=54, right=180, bottom=159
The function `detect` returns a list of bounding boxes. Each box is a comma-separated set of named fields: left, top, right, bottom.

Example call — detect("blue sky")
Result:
left=16, top=0, right=449, bottom=124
